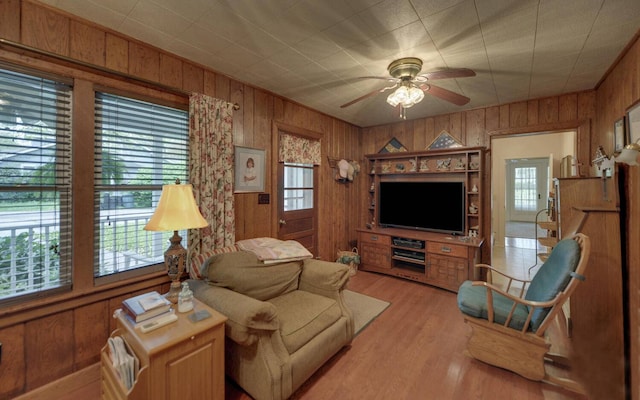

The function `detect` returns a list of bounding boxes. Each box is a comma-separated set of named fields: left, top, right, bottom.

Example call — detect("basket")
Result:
left=336, top=247, right=360, bottom=276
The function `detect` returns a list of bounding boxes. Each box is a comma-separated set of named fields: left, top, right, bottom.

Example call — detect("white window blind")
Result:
left=94, top=92, right=188, bottom=284
left=0, top=65, right=73, bottom=303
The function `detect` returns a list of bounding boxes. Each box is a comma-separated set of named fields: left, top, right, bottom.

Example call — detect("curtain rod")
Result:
left=0, top=38, right=240, bottom=110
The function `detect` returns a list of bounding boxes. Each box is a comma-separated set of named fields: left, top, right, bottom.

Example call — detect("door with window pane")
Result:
left=278, top=162, right=317, bottom=255
left=506, top=158, right=549, bottom=222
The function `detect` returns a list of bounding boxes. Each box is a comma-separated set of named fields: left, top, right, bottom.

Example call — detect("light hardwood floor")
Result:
left=31, top=239, right=587, bottom=400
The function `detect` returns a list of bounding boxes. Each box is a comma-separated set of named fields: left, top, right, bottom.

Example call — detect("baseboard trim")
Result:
left=13, top=363, right=100, bottom=400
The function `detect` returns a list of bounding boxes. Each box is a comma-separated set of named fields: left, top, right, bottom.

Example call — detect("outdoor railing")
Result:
left=0, top=210, right=172, bottom=296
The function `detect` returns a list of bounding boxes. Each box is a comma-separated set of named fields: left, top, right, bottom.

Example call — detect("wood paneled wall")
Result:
left=596, top=33, right=640, bottom=400
left=0, top=1, right=360, bottom=398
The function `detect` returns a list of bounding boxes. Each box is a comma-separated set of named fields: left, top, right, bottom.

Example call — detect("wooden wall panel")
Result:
left=159, top=53, right=183, bottom=89
left=21, top=1, right=69, bottom=56
left=559, top=93, right=578, bottom=121
left=509, top=101, right=527, bottom=127
left=105, top=33, right=128, bottom=73
left=0, top=323, right=25, bottom=399
left=25, top=311, right=74, bottom=390
left=181, top=62, right=203, bottom=93
left=73, top=301, right=109, bottom=369
left=0, top=0, right=20, bottom=41
left=128, top=42, right=159, bottom=82
left=69, top=21, right=104, bottom=66
left=527, top=100, right=539, bottom=125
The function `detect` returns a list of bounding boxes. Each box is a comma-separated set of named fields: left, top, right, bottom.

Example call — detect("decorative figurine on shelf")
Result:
left=472, top=184, right=478, bottom=193
left=469, top=229, right=478, bottom=238
left=469, top=161, right=479, bottom=170
left=468, top=202, right=478, bottom=214
left=409, top=159, right=417, bottom=172
left=419, top=159, right=429, bottom=171
left=178, top=281, right=194, bottom=313
left=436, top=158, right=451, bottom=170
left=455, top=158, right=465, bottom=170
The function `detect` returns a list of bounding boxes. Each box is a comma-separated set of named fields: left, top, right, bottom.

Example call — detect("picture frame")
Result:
left=626, top=99, right=640, bottom=146
left=614, top=116, right=625, bottom=154
left=234, top=146, right=265, bottom=193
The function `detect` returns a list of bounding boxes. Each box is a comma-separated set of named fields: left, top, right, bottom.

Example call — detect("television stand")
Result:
left=357, top=227, right=484, bottom=292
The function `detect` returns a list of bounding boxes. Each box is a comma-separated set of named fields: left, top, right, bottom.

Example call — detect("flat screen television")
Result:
left=378, top=180, right=466, bottom=235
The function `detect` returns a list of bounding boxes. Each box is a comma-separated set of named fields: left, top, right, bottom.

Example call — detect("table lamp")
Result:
left=144, top=180, right=208, bottom=303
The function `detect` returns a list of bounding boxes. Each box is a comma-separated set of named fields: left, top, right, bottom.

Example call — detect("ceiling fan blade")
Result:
left=420, top=83, right=470, bottom=106
left=340, top=84, right=397, bottom=108
left=420, top=68, right=476, bottom=80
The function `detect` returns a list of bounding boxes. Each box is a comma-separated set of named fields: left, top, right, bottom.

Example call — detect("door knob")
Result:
left=279, top=219, right=286, bottom=225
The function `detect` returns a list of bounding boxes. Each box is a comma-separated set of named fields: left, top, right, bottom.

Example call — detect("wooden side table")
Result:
left=101, top=298, right=227, bottom=400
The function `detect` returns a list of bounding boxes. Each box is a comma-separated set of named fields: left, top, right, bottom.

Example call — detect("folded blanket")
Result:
left=236, top=237, right=313, bottom=264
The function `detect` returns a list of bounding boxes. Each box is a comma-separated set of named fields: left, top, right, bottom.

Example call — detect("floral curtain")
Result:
left=278, top=133, right=321, bottom=164
left=187, top=93, right=235, bottom=272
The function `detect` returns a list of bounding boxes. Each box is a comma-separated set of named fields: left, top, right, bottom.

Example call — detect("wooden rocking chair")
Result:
left=457, top=233, right=590, bottom=393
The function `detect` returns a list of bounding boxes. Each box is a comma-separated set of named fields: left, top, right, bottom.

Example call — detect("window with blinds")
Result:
left=0, top=65, right=73, bottom=303
left=94, top=92, right=188, bottom=284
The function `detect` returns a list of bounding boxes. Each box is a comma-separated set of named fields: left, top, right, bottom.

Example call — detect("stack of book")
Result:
left=122, top=291, right=174, bottom=328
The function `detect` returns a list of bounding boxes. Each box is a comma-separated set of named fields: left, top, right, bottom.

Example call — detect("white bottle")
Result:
left=178, top=281, right=194, bottom=313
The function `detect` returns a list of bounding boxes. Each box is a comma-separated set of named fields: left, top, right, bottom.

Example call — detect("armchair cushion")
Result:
left=202, top=250, right=302, bottom=301
left=269, top=290, right=343, bottom=354
left=457, top=281, right=532, bottom=331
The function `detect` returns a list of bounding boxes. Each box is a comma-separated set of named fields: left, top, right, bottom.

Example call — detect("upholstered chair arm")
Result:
left=471, top=281, right=561, bottom=332
left=475, top=263, right=532, bottom=297
left=299, top=259, right=350, bottom=299
left=189, top=279, right=279, bottom=346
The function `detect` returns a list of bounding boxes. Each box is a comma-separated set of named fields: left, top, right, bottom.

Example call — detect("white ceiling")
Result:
left=40, top=0, right=640, bottom=127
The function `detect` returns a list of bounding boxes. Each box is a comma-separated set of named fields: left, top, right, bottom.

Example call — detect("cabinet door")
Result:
left=427, top=253, right=467, bottom=292
left=359, top=233, right=391, bottom=269
left=166, top=341, right=215, bottom=400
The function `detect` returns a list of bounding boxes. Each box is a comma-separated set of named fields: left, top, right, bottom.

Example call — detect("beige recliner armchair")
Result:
left=188, top=249, right=354, bottom=400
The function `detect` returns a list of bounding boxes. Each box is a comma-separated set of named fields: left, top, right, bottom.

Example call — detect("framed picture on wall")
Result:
left=234, top=146, right=265, bottom=193
left=614, top=116, right=625, bottom=154
left=626, top=99, right=640, bottom=146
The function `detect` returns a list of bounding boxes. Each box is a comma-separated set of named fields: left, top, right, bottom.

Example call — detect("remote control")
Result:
left=138, top=312, right=178, bottom=333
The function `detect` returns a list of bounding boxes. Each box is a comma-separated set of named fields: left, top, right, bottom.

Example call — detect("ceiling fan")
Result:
left=340, top=57, right=475, bottom=119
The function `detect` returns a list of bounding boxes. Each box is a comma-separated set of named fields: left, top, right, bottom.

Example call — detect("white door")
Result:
left=506, top=158, right=549, bottom=222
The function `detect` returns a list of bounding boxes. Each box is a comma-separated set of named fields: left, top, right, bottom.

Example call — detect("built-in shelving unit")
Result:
left=359, top=147, right=486, bottom=292
left=364, top=147, right=484, bottom=239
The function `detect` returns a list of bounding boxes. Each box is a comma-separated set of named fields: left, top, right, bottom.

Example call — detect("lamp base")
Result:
left=165, top=280, right=182, bottom=304
left=164, top=230, right=186, bottom=304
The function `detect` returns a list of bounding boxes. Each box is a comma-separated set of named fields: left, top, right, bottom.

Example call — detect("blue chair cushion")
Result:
left=524, top=238, right=581, bottom=331
left=457, top=280, right=532, bottom=331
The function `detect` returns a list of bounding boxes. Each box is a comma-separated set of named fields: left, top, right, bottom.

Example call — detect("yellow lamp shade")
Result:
left=144, top=183, right=208, bottom=232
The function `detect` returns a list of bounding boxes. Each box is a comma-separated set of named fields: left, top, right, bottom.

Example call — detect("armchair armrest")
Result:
left=470, top=280, right=560, bottom=332
left=475, top=263, right=532, bottom=297
left=188, top=279, right=279, bottom=346
left=299, top=259, right=350, bottom=299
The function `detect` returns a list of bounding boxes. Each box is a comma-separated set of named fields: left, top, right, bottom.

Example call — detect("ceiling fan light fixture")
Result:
left=386, top=83, right=424, bottom=108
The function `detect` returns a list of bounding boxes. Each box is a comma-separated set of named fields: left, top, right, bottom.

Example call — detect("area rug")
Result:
left=343, top=289, right=390, bottom=336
